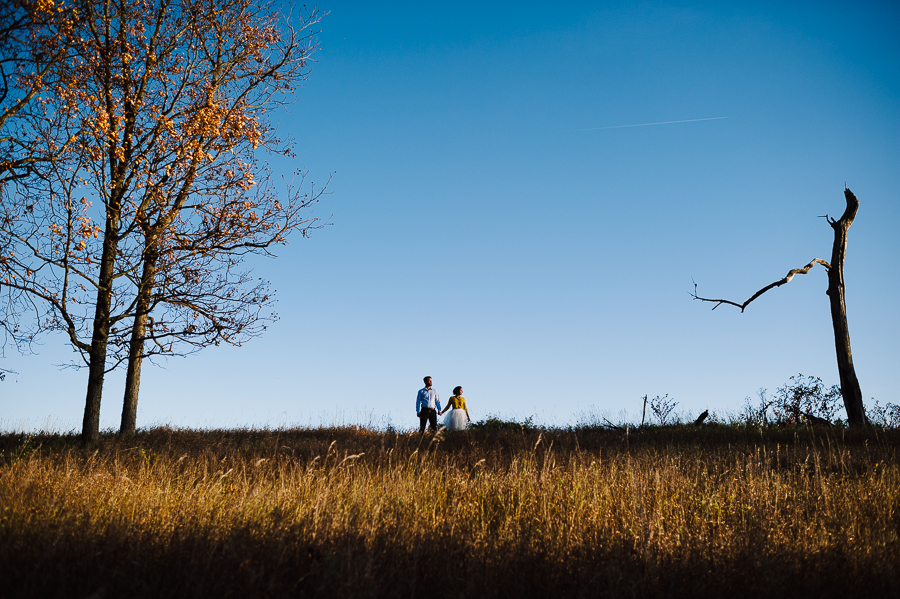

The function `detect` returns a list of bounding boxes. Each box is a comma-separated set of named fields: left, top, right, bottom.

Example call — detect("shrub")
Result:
left=469, top=414, right=538, bottom=432
left=868, top=399, right=900, bottom=428
left=649, top=394, right=678, bottom=425
left=739, top=388, right=775, bottom=426
left=772, top=374, right=842, bottom=424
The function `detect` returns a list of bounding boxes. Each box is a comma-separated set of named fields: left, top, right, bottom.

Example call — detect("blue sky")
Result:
left=3, top=0, right=899, bottom=431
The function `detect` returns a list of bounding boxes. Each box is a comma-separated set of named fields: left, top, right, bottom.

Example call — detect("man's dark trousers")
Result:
left=419, top=407, right=437, bottom=432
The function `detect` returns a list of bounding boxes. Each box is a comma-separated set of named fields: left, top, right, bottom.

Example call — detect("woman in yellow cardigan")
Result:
left=440, top=386, right=470, bottom=430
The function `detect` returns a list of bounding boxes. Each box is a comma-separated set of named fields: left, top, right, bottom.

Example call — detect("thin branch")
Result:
left=691, top=258, right=831, bottom=312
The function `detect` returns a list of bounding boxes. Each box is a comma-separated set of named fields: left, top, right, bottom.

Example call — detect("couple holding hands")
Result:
left=415, top=376, right=471, bottom=432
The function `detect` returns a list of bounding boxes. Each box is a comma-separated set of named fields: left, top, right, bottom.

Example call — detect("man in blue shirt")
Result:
left=416, top=376, right=441, bottom=432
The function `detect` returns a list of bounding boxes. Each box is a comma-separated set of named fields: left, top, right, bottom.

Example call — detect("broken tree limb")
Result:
left=694, top=410, right=709, bottom=425
left=602, top=418, right=627, bottom=432
left=691, top=258, right=831, bottom=312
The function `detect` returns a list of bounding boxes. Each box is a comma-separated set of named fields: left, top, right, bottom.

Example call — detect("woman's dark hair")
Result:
left=453, top=386, right=463, bottom=395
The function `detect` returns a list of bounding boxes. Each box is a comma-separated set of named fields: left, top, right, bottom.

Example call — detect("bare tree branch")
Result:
left=691, top=258, right=831, bottom=312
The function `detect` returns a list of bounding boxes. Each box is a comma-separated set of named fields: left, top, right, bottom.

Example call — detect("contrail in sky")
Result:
left=577, top=116, right=729, bottom=131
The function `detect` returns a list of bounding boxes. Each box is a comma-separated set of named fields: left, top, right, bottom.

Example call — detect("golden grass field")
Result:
left=1, top=423, right=898, bottom=598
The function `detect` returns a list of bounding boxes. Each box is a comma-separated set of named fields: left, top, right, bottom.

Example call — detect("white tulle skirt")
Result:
left=444, top=408, right=468, bottom=431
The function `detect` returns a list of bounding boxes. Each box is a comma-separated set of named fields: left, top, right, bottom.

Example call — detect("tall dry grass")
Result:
left=0, top=425, right=898, bottom=598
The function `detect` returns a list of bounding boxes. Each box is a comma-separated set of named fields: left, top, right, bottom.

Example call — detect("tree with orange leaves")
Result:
left=0, top=0, right=326, bottom=443
left=1, top=0, right=82, bottom=381
left=1, top=0, right=80, bottom=185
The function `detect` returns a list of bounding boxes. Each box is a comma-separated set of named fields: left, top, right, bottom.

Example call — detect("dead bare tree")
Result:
left=692, top=188, right=866, bottom=425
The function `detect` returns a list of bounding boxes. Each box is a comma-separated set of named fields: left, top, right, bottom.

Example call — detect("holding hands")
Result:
left=419, top=380, right=472, bottom=431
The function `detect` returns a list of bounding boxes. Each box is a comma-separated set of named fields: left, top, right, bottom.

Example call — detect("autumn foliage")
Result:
left=0, top=0, right=326, bottom=442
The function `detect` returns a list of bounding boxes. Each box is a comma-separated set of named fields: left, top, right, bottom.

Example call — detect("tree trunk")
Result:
left=81, top=333, right=107, bottom=446
left=827, top=188, right=865, bottom=425
left=82, top=214, right=120, bottom=446
left=120, top=249, right=158, bottom=435
left=120, top=318, right=145, bottom=436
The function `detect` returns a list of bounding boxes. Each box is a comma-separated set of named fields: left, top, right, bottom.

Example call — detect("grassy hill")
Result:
left=1, top=423, right=897, bottom=598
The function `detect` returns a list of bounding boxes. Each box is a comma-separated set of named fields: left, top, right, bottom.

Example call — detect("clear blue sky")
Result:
left=3, top=0, right=899, bottom=431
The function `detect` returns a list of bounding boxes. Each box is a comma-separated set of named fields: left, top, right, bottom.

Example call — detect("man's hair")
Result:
left=453, top=386, right=462, bottom=395
left=423, top=376, right=432, bottom=384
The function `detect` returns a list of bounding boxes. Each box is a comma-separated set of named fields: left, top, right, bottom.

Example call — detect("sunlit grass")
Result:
left=1, top=425, right=897, bottom=597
